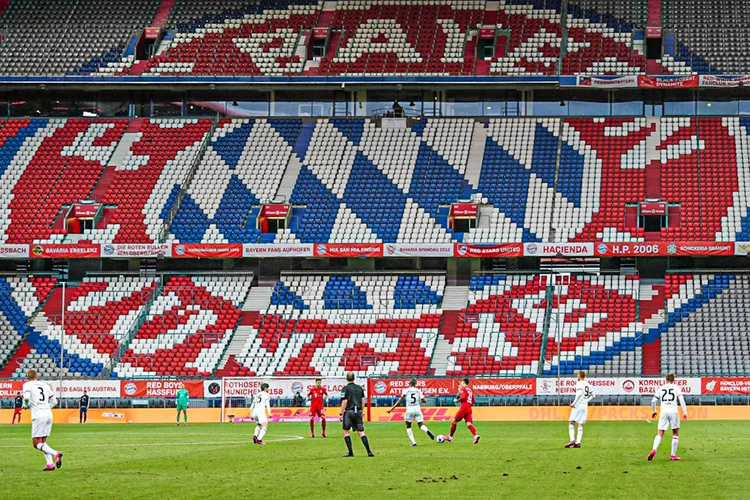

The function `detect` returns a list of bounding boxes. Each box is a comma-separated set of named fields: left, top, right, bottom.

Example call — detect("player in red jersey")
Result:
left=307, top=378, right=328, bottom=438
left=445, top=378, right=480, bottom=444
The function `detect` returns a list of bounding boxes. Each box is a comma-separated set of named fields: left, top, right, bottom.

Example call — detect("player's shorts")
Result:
left=343, top=410, right=364, bottom=432
left=176, top=404, right=188, bottom=412
left=79, top=407, right=88, bottom=413
left=309, top=406, right=325, bottom=418
left=252, top=411, right=268, bottom=425
left=569, top=406, right=588, bottom=424
left=31, top=415, right=52, bottom=438
left=658, top=412, right=680, bottom=431
left=404, top=408, right=424, bottom=423
left=453, top=407, right=473, bottom=424
left=14, top=407, right=22, bottom=416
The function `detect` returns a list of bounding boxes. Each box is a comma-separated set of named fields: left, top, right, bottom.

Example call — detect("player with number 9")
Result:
left=565, top=370, right=595, bottom=448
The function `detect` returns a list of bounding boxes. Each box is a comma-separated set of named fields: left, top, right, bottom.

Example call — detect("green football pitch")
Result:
left=1, top=421, right=747, bottom=499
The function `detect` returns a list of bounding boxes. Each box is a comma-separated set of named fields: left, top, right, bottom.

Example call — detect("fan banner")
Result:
left=171, top=244, right=243, bottom=258
left=30, top=244, right=101, bottom=259
left=0, top=244, right=29, bottom=259
left=701, top=378, right=750, bottom=394
left=536, top=377, right=701, bottom=396
left=47, top=380, right=122, bottom=398
left=699, top=75, right=750, bottom=87
left=120, top=380, right=204, bottom=398
left=384, top=243, right=454, bottom=257
left=595, top=242, right=734, bottom=257
left=313, top=243, right=384, bottom=258
left=220, top=378, right=347, bottom=399
left=101, top=244, right=171, bottom=258
left=453, top=243, right=524, bottom=258
left=735, top=242, right=750, bottom=255
left=579, top=75, right=638, bottom=88
left=368, top=378, right=535, bottom=397
left=0, top=380, right=23, bottom=398
left=638, top=75, right=700, bottom=88
left=242, top=244, right=313, bottom=257
left=524, top=243, right=593, bottom=257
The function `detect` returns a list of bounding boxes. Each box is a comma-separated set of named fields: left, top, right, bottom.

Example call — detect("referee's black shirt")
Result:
left=341, top=382, right=365, bottom=412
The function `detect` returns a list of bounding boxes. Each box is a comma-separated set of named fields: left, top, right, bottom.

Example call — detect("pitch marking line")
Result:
left=0, top=435, right=305, bottom=449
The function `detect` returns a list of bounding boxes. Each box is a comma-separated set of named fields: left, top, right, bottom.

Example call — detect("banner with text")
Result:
left=369, top=378, right=535, bottom=397
left=384, top=243, right=454, bottom=257
left=31, top=244, right=101, bottom=259
left=220, top=378, right=348, bottom=399
left=0, top=244, right=29, bottom=259
left=120, top=380, right=205, bottom=398
left=536, top=377, right=702, bottom=396
left=453, top=243, right=523, bottom=258
left=524, top=243, right=593, bottom=257
left=243, top=244, right=313, bottom=258
left=101, top=244, right=171, bottom=258
left=595, top=241, right=734, bottom=257
left=171, top=244, right=243, bottom=258
left=701, top=377, right=750, bottom=395
left=313, top=243, right=384, bottom=258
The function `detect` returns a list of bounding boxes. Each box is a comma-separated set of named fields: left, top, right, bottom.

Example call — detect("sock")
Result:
left=361, top=435, right=372, bottom=453
left=467, top=424, right=477, bottom=437
left=653, top=435, right=662, bottom=451
left=449, top=423, right=457, bottom=437
left=406, top=428, right=416, bottom=445
left=569, top=424, right=575, bottom=441
left=42, top=450, right=53, bottom=466
left=40, top=443, right=58, bottom=456
left=419, top=424, right=431, bottom=436
left=184, top=413, right=187, bottom=424
left=258, top=427, right=267, bottom=441
left=177, top=413, right=180, bottom=424
left=321, top=418, right=326, bottom=433
left=576, top=426, right=583, bottom=444
left=310, top=419, right=315, bottom=434
left=344, top=436, right=353, bottom=454
left=671, top=436, right=679, bottom=456
left=253, top=426, right=261, bottom=438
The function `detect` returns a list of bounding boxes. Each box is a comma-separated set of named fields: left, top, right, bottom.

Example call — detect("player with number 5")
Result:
left=648, top=372, right=688, bottom=461
left=387, top=378, right=435, bottom=446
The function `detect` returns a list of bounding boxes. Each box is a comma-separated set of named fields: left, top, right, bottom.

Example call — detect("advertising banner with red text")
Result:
left=30, top=244, right=101, bottom=259
left=453, top=243, right=523, bottom=258
left=383, top=243, right=454, bottom=257
left=120, top=380, right=204, bottom=398
left=0, top=380, right=23, bottom=398
left=51, top=380, right=122, bottom=398
left=171, top=244, right=243, bottom=258
left=313, top=243, right=383, bottom=258
left=101, top=244, right=171, bottom=258
left=638, top=75, right=699, bottom=88
left=524, top=243, right=593, bottom=257
left=243, top=244, right=313, bottom=258
left=700, top=75, right=750, bottom=88
left=702, top=377, right=750, bottom=395
left=0, top=244, right=29, bottom=259
left=220, top=378, right=347, bottom=399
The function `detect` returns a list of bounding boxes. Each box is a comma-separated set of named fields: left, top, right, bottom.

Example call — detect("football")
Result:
left=436, top=435, right=445, bottom=443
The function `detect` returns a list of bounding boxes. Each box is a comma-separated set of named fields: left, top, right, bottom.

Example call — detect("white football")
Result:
left=436, top=435, right=445, bottom=443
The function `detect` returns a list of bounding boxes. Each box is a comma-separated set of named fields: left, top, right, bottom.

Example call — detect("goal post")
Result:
left=220, top=376, right=348, bottom=423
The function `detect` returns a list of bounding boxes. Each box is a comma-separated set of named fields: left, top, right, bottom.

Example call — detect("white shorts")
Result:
left=404, top=408, right=424, bottom=423
left=658, top=412, right=680, bottom=431
left=252, top=411, right=268, bottom=425
left=569, top=406, right=588, bottom=424
left=32, top=415, right=53, bottom=438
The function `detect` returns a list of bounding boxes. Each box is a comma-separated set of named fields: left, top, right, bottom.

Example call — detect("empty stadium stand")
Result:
left=221, top=274, right=444, bottom=377
left=114, top=275, right=252, bottom=378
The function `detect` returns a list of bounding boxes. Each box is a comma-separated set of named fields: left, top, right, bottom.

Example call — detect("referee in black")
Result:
left=79, top=390, right=89, bottom=424
left=339, top=371, right=374, bottom=457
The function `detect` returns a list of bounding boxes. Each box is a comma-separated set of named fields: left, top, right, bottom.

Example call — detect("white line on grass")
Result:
left=0, top=435, right=304, bottom=449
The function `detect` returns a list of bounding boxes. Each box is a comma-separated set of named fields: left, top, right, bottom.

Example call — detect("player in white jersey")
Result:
left=565, top=370, right=595, bottom=448
left=251, top=383, right=271, bottom=445
left=22, top=370, right=63, bottom=471
left=648, top=372, right=688, bottom=461
left=387, top=378, right=435, bottom=446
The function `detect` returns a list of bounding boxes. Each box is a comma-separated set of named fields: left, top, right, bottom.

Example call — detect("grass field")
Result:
left=1, top=421, right=748, bottom=499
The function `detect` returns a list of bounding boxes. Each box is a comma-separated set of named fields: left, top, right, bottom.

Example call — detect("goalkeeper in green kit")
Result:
left=176, top=384, right=189, bottom=426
